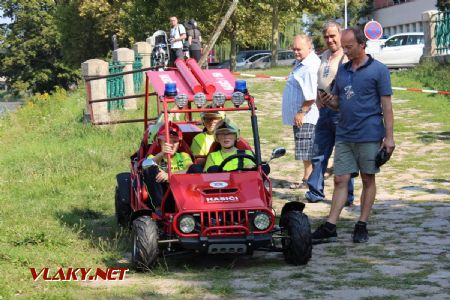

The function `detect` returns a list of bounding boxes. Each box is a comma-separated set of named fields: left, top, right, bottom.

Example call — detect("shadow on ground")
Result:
left=57, top=207, right=130, bottom=267
left=416, top=131, right=450, bottom=143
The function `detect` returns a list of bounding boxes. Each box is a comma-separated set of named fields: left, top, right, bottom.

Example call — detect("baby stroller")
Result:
left=150, top=30, right=170, bottom=69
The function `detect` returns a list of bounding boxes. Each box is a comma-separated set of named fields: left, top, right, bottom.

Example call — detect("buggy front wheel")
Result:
left=280, top=211, right=312, bottom=265
left=132, top=216, right=159, bottom=271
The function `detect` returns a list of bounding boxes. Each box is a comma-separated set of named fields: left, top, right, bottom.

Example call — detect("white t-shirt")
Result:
left=318, top=49, right=348, bottom=93
left=170, top=24, right=186, bottom=49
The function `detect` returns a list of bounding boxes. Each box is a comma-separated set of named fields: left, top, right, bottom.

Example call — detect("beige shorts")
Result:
left=334, top=141, right=381, bottom=176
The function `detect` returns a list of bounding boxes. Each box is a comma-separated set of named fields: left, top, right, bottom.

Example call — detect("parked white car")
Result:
left=250, top=50, right=295, bottom=69
left=236, top=53, right=272, bottom=70
left=370, top=32, right=424, bottom=68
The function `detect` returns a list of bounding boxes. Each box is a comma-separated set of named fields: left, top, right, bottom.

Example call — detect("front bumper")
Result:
left=179, top=234, right=272, bottom=254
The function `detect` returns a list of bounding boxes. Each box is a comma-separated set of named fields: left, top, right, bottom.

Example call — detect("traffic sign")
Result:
left=364, top=21, right=383, bottom=41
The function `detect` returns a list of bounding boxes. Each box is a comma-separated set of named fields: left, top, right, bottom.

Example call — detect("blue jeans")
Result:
left=306, top=108, right=354, bottom=202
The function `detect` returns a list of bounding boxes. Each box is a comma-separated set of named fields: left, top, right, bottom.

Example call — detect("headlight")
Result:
left=193, top=92, right=207, bottom=107
left=174, top=94, right=188, bottom=108
left=179, top=215, right=196, bottom=233
left=253, top=212, right=271, bottom=231
left=231, top=91, right=245, bottom=107
left=212, top=92, right=226, bottom=107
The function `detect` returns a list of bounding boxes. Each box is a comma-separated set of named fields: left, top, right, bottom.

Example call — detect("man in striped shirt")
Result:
left=282, top=35, right=321, bottom=189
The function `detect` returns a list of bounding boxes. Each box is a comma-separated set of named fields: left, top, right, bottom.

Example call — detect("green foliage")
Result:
left=395, top=59, right=450, bottom=92
left=436, top=0, right=450, bottom=11
left=305, top=0, right=373, bottom=50
left=55, top=0, right=114, bottom=68
left=0, top=0, right=79, bottom=94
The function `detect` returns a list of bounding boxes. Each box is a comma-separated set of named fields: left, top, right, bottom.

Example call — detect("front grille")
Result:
left=175, top=209, right=274, bottom=237
left=202, top=188, right=238, bottom=194
left=200, top=209, right=249, bottom=236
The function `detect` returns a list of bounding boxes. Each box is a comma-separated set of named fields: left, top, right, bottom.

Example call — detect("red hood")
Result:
left=169, top=171, right=267, bottom=212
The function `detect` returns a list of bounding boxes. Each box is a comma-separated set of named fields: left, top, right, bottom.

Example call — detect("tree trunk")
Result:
left=198, top=0, right=239, bottom=67
left=230, top=28, right=237, bottom=71
left=270, top=1, right=279, bottom=68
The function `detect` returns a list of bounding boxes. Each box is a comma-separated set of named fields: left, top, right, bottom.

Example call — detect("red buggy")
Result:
left=115, top=58, right=312, bottom=270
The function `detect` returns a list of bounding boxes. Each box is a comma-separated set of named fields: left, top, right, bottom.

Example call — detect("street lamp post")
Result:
left=344, top=0, right=348, bottom=29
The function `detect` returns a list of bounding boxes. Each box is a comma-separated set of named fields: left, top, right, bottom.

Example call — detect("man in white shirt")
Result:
left=169, top=16, right=186, bottom=66
left=281, top=35, right=321, bottom=189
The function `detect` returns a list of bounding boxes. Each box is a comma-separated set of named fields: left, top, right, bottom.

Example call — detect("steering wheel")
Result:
left=217, top=153, right=258, bottom=172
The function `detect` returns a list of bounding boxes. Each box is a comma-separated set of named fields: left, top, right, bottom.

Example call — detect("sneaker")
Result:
left=304, top=191, right=324, bottom=203
left=352, top=222, right=369, bottom=243
left=312, top=223, right=337, bottom=244
left=345, top=200, right=353, bottom=207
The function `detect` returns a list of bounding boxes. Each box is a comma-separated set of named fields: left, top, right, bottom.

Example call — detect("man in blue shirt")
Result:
left=312, top=27, right=395, bottom=244
left=282, top=35, right=321, bottom=189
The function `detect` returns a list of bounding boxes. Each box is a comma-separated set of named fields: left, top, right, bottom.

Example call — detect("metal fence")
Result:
left=133, top=54, right=143, bottom=92
left=435, top=10, right=450, bottom=55
left=107, top=62, right=125, bottom=111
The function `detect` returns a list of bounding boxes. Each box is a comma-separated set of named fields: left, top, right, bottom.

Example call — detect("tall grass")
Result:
left=395, top=59, right=450, bottom=92
left=0, top=88, right=143, bottom=298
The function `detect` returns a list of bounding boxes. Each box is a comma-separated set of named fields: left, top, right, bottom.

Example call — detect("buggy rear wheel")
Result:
left=280, top=211, right=312, bottom=265
left=132, top=216, right=159, bottom=271
left=115, top=172, right=131, bottom=227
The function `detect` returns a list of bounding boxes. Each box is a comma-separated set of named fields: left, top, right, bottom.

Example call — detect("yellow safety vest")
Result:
left=203, top=149, right=255, bottom=172
left=190, top=132, right=215, bottom=156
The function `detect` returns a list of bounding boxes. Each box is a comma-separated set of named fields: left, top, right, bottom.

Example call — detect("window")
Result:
left=417, top=36, right=424, bottom=44
left=248, top=54, right=267, bottom=63
left=406, top=35, right=419, bottom=45
left=406, top=35, right=423, bottom=45
left=385, top=36, right=407, bottom=47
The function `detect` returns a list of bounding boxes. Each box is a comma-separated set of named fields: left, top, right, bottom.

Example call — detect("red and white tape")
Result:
left=232, top=72, right=450, bottom=95
left=232, top=72, right=287, bottom=81
left=391, top=87, right=450, bottom=95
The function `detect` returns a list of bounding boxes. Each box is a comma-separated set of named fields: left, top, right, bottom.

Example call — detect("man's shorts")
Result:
left=334, top=141, right=381, bottom=176
left=293, top=123, right=315, bottom=161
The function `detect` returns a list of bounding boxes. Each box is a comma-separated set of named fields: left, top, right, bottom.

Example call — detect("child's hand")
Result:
left=156, top=170, right=169, bottom=182
left=162, top=142, right=175, bottom=155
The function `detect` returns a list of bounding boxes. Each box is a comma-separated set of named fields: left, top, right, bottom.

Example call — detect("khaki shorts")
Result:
left=334, top=141, right=381, bottom=176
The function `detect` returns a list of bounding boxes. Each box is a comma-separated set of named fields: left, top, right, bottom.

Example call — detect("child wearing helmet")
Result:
left=190, top=109, right=225, bottom=156
left=203, top=119, right=255, bottom=172
left=143, top=123, right=192, bottom=210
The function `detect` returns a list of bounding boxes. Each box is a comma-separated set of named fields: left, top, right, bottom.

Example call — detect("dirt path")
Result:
left=88, top=81, right=450, bottom=299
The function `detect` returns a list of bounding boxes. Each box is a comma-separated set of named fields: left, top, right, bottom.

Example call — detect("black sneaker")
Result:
left=352, top=222, right=369, bottom=243
left=312, top=223, right=337, bottom=244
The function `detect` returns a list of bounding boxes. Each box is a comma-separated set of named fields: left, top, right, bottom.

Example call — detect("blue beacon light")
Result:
left=164, top=83, right=177, bottom=97
left=234, top=80, right=248, bottom=94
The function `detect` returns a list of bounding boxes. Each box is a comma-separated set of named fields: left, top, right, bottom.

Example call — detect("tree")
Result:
left=256, top=0, right=337, bottom=67
left=55, top=0, right=117, bottom=68
left=305, top=0, right=373, bottom=51
left=0, top=0, right=78, bottom=94
left=436, top=0, right=450, bottom=11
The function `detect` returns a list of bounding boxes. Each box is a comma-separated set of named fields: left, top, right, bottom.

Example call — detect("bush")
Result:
left=398, top=60, right=450, bottom=92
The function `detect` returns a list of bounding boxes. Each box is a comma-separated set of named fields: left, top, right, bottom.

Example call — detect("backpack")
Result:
left=176, top=24, right=189, bottom=51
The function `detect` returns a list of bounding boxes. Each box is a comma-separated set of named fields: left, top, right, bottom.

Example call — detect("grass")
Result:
left=0, top=61, right=449, bottom=298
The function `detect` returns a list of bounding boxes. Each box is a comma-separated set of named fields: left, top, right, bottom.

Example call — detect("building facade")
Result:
left=372, top=0, right=437, bottom=37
